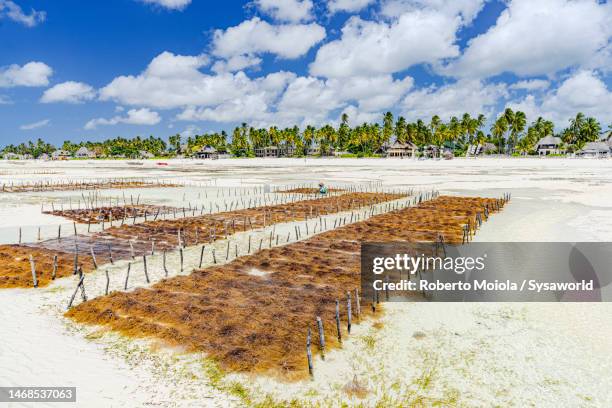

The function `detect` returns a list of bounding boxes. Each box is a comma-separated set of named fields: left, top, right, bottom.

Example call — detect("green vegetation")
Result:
left=2, top=111, right=609, bottom=159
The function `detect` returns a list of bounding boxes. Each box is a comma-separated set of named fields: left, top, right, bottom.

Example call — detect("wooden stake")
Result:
left=316, top=316, right=325, bottom=360
left=335, top=300, right=342, bottom=344
left=29, top=255, right=38, bottom=288
left=199, top=245, right=205, bottom=268
left=306, top=328, right=313, bottom=377
left=143, top=255, right=150, bottom=283
left=52, top=255, right=58, bottom=280
left=355, top=288, right=361, bottom=320
left=124, top=263, right=131, bottom=290
left=179, top=247, right=184, bottom=272
left=67, top=275, right=85, bottom=309
left=347, top=291, right=352, bottom=334
left=108, top=244, right=114, bottom=264
left=90, top=247, right=98, bottom=269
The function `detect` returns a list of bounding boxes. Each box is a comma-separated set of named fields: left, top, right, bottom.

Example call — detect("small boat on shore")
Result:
left=127, top=161, right=144, bottom=166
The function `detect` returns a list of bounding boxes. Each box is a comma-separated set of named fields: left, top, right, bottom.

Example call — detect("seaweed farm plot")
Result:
left=0, top=179, right=179, bottom=193
left=66, top=195, right=508, bottom=379
left=0, top=191, right=406, bottom=288
left=0, top=245, right=95, bottom=288
left=43, top=204, right=179, bottom=224
left=278, top=187, right=345, bottom=195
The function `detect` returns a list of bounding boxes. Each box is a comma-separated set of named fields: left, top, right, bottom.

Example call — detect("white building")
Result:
left=75, top=147, right=96, bottom=158
left=577, top=141, right=610, bottom=158
left=535, top=135, right=563, bottom=156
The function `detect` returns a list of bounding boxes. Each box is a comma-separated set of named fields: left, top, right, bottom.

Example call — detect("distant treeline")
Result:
left=3, top=110, right=610, bottom=158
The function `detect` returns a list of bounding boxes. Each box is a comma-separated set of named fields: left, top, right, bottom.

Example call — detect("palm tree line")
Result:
left=2, top=111, right=609, bottom=158
left=2, top=135, right=168, bottom=159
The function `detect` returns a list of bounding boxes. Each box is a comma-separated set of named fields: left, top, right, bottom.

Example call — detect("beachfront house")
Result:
left=75, top=147, right=96, bottom=159
left=386, top=141, right=417, bottom=158
left=2, top=152, right=23, bottom=160
left=51, top=150, right=71, bottom=160
left=467, top=142, right=497, bottom=157
left=577, top=141, right=610, bottom=158
left=254, top=145, right=295, bottom=158
left=306, top=144, right=335, bottom=156
left=194, top=145, right=219, bottom=159
left=535, top=135, right=563, bottom=156
left=599, top=130, right=612, bottom=149
left=138, top=150, right=154, bottom=159
left=423, top=145, right=439, bottom=158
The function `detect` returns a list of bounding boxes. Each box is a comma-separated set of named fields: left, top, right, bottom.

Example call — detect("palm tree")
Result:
left=502, top=108, right=515, bottom=154
left=337, top=113, right=350, bottom=151
left=581, top=117, right=601, bottom=143
left=461, top=113, right=476, bottom=144
left=566, top=112, right=586, bottom=145
left=168, top=134, right=181, bottom=153
left=491, top=117, right=508, bottom=154
left=448, top=116, right=462, bottom=149
left=395, top=116, right=408, bottom=142
left=429, top=115, right=441, bottom=140
left=383, top=112, right=394, bottom=145
left=509, top=110, right=526, bottom=152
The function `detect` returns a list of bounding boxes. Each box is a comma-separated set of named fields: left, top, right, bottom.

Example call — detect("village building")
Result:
left=385, top=141, right=417, bottom=158
left=423, top=145, right=439, bottom=158
left=75, top=147, right=96, bottom=158
left=535, top=135, right=563, bottom=156
left=254, top=145, right=295, bottom=158
left=306, top=145, right=335, bottom=156
left=51, top=150, right=71, bottom=160
left=577, top=141, right=610, bottom=158
left=2, top=152, right=23, bottom=160
left=599, top=130, right=612, bottom=149
left=194, top=145, right=219, bottom=159
left=466, top=142, right=497, bottom=156
left=138, top=150, right=154, bottom=159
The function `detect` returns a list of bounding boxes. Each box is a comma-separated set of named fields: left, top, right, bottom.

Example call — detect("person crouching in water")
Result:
left=319, top=182, right=328, bottom=195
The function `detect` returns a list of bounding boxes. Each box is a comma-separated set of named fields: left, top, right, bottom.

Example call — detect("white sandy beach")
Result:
left=1, top=157, right=611, bottom=407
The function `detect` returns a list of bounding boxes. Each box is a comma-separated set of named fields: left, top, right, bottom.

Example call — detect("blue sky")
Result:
left=1, top=0, right=611, bottom=145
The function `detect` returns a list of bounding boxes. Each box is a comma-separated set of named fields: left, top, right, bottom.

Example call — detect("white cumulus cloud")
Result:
left=0, top=0, right=46, bottom=27
left=402, top=79, right=508, bottom=121
left=212, top=17, right=325, bottom=65
left=442, top=0, right=612, bottom=78
left=309, top=9, right=463, bottom=78
left=139, top=0, right=191, bottom=10
left=509, top=79, right=551, bottom=91
left=509, top=70, right=612, bottom=126
left=40, top=81, right=96, bottom=103
left=211, top=55, right=262, bottom=74
left=380, top=0, right=485, bottom=24
left=99, top=52, right=293, bottom=110
left=327, top=0, right=375, bottom=14
left=0, top=61, right=52, bottom=87
left=85, top=108, right=161, bottom=130
left=254, top=0, right=313, bottom=22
